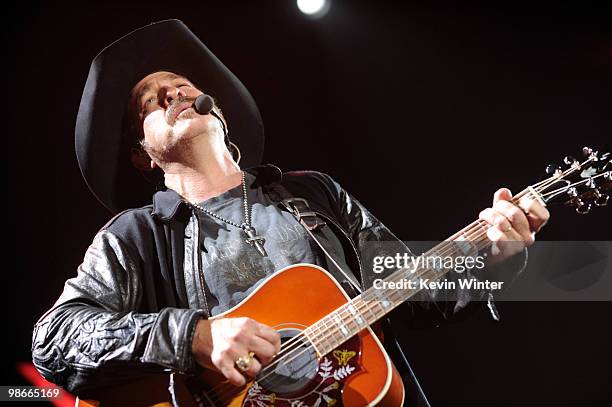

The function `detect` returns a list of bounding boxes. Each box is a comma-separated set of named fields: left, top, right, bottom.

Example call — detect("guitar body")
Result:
left=79, top=264, right=405, bottom=406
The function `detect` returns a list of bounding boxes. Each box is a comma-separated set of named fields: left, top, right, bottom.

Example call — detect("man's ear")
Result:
left=130, top=148, right=157, bottom=171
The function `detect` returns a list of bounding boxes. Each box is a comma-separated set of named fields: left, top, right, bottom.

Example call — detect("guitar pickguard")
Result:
left=243, top=334, right=363, bottom=407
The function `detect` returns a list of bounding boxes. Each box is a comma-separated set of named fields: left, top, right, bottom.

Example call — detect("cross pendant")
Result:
left=243, top=224, right=267, bottom=257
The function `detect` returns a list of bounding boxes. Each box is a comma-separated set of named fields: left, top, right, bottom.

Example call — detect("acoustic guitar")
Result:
left=78, top=147, right=611, bottom=406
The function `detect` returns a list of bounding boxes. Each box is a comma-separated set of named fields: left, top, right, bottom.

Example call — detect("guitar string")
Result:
left=207, top=161, right=591, bottom=403
left=207, top=219, right=499, bottom=405
left=208, top=182, right=556, bottom=403
left=238, top=161, right=585, bottom=378
left=533, top=170, right=611, bottom=201
left=256, top=155, right=598, bottom=385
left=208, top=182, right=562, bottom=404
left=260, top=158, right=601, bottom=386
left=207, top=196, right=525, bottom=404
left=209, top=228, right=507, bottom=404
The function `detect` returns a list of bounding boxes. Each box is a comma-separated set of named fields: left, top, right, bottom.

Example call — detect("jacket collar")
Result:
left=151, top=164, right=283, bottom=222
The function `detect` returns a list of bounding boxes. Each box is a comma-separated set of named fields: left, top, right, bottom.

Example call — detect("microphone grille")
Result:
left=194, top=94, right=214, bottom=115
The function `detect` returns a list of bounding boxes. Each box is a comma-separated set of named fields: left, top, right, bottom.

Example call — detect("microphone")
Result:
left=193, top=94, right=214, bottom=115
left=193, top=93, right=228, bottom=136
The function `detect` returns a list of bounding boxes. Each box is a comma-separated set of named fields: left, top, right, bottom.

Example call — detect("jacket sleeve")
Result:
left=313, top=172, right=526, bottom=320
left=31, top=230, right=205, bottom=394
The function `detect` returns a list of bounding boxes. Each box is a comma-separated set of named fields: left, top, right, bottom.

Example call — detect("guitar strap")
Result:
left=269, top=184, right=363, bottom=296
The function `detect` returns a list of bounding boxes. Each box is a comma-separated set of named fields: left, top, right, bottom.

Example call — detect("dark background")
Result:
left=6, top=1, right=612, bottom=405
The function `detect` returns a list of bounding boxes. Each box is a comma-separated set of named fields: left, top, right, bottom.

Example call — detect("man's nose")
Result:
left=160, top=86, right=186, bottom=108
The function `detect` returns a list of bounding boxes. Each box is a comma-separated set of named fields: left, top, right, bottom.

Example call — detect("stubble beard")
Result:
left=143, top=117, right=208, bottom=168
left=144, top=129, right=191, bottom=165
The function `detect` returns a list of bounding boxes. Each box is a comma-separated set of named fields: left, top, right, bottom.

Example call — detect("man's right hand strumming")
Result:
left=191, top=317, right=281, bottom=386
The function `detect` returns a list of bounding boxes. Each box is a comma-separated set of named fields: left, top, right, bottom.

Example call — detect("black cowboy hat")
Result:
left=75, top=19, right=264, bottom=214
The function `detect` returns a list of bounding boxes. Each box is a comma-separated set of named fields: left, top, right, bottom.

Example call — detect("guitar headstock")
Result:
left=534, top=147, right=611, bottom=214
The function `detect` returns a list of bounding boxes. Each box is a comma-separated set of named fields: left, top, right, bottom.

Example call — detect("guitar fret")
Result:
left=361, top=299, right=377, bottom=320
left=427, top=251, right=445, bottom=274
left=374, top=290, right=392, bottom=310
left=343, top=308, right=361, bottom=333
left=454, top=234, right=477, bottom=255
left=330, top=315, right=344, bottom=348
left=302, top=327, right=323, bottom=357
left=372, top=300, right=386, bottom=319
left=346, top=303, right=365, bottom=326
left=316, top=317, right=334, bottom=354
left=333, top=312, right=350, bottom=337
left=308, top=324, right=322, bottom=353
left=359, top=297, right=380, bottom=325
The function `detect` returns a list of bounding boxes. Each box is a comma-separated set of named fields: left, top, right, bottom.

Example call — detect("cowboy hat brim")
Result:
left=75, top=19, right=264, bottom=213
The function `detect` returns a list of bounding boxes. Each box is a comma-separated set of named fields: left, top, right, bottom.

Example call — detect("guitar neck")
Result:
left=303, top=187, right=538, bottom=356
left=303, top=143, right=612, bottom=355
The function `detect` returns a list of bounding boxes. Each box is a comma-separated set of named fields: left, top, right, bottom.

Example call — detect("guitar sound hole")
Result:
left=256, top=328, right=319, bottom=394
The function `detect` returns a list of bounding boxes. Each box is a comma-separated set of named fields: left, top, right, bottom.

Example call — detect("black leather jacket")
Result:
left=32, top=165, right=515, bottom=399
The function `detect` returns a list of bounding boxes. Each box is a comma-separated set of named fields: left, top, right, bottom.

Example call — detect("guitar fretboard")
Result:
left=298, top=150, right=606, bottom=356
left=303, top=220, right=494, bottom=356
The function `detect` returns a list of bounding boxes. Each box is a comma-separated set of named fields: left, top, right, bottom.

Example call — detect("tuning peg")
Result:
left=583, top=146, right=599, bottom=161
left=563, top=155, right=577, bottom=165
left=567, top=187, right=578, bottom=197
left=546, top=164, right=562, bottom=176
left=585, top=178, right=596, bottom=188
left=594, top=190, right=609, bottom=207
left=576, top=202, right=592, bottom=215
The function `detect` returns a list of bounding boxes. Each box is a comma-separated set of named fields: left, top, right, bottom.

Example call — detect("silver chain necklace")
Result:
left=189, top=171, right=267, bottom=257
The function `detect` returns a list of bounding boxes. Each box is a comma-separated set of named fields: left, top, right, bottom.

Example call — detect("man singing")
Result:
left=32, top=20, right=549, bottom=406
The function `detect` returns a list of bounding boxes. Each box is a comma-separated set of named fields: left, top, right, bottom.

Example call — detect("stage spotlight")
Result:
left=296, top=0, right=330, bottom=18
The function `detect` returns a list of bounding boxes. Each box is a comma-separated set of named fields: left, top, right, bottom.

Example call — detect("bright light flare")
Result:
left=296, top=0, right=330, bottom=18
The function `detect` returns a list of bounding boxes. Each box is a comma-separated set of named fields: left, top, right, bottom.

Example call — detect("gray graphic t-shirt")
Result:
left=197, top=173, right=325, bottom=315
